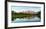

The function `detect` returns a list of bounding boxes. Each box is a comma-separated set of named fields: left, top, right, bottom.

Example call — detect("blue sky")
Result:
left=11, top=6, right=41, bottom=12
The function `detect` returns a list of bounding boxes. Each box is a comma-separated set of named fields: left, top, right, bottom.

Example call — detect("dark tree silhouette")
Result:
left=36, top=11, right=41, bottom=18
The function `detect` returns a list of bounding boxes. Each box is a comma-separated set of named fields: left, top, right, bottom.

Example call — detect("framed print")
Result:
left=5, top=0, right=45, bottom=28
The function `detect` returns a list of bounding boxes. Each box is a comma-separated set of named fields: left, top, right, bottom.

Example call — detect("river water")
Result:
left=12, top=16, right=41, bottom=23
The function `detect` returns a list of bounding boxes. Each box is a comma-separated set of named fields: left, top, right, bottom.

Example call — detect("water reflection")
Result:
left=12, top=16, right=41, bottom=23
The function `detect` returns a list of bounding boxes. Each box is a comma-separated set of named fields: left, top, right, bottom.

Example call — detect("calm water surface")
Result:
left=12, top=16, right=41, bottom=23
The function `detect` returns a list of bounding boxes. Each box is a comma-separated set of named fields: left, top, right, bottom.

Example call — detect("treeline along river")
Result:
left=12, top=11, right=41, bottom=23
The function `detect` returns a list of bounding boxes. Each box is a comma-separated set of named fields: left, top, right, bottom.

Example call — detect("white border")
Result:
left=7, top=2, right=44, bottom=27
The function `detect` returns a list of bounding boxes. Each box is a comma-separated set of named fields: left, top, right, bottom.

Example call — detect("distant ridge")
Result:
left=17, top=10, right=37, bottom=14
